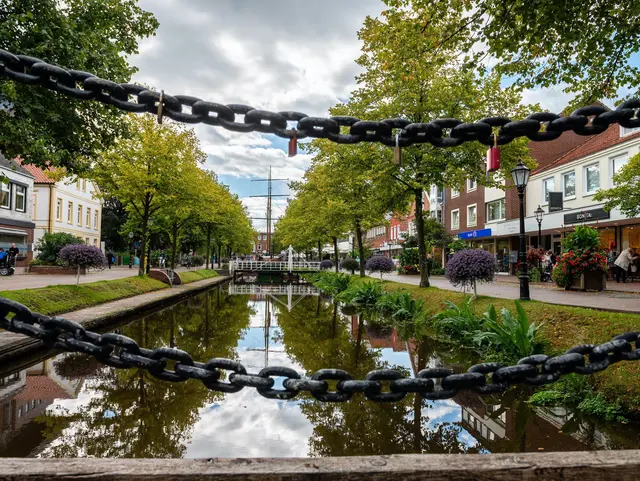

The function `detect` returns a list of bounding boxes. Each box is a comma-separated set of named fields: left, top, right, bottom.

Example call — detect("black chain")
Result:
left=2, top=48, right=639, bottom=148
left=1, top=298, right=639, bottom=403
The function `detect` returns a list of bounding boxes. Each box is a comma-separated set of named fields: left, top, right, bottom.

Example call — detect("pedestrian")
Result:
left=106, top=252, right=113, bottom=269
left=614, top=247, right=638, bottom=283
left=8, top=242, right=19, bottom=267
left=0, top=248, right=6, bottom=265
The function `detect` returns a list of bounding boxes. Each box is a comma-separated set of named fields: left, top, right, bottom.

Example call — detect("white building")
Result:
left=16, top=161, right=103, bottom=250
left=0, top=153, right=35, bottom=270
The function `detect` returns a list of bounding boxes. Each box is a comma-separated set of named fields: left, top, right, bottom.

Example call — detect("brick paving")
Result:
left=381, top=273, right=640, bottom=313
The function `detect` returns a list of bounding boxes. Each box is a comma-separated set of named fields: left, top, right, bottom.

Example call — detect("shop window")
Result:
left=487, top=199, right=506, bottom=222
left=0, top=182, right=10, bottom=209
left=451, top=209, right=460, bottom=230
left=467, top=204, right=477, bottom=227
left=542, top=177, right=555, bottom=203
left=584, top=163, right=600, bottom=194
left=610, top=154, right=628, bottom=186
left=467, top=178, right=477, bottom=192
left=622, top=226, right=640, bottom=251
left=562, top=171, right=576, bottom=198
left=13, top=185, right=26, bottom=212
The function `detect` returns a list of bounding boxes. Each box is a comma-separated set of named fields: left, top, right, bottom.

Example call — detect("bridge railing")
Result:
left=227, top=284, right=319, bottom=295
left=229, top=260, right=321, bottom=272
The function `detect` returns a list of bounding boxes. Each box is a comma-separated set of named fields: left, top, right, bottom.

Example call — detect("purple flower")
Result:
left=59, top=244, right=107, bottom=270
left=445, top=249, right=495, bottom=290
left=365, top=256, right=395, bottom=274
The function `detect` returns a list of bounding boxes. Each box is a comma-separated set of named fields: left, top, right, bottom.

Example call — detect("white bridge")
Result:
left=227, top=282, right=319, bottom=311
left=229, top=246, right=321, bottom=273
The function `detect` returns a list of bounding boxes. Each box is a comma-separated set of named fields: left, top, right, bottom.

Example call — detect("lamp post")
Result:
left=511, top=160, right=531, bottom=301
left=128, top=231, right=134, bottom=269
left=534, top=205, right=545, bottom=269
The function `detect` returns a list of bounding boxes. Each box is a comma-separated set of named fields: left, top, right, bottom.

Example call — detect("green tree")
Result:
left=341, top=5, right=532, bottom=287
left=92, top=115, right=206, bottom=276
left=594, top=153, right=640, bottom=217
left=372, top=0, right=640, bottom=108
left=0, top=0, right=158, bottom=171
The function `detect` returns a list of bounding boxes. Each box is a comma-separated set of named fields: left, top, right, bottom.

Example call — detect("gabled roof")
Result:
left=534, top=124, right=640, bottom=175
left=0, top=152, right=34, bottom=178
left=12, top=158, right=55, bottom=184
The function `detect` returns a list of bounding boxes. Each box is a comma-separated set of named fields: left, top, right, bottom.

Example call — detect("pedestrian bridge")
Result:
left=229, top=260, right=321, bottom=273
left=227, top=283, right=319, bottom=296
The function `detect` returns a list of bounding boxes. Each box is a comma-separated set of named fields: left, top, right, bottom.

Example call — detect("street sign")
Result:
left=549, top=192, right=563, bottom=212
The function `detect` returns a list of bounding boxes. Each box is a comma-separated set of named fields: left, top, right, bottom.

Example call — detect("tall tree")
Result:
left=343, top=6, right=533, bottom=286
left=92, top=115, right=206, bottom=276
left=370, top=0, right=640, bottom=108
left=594, top=153, right=640, bottom=217
left=0, top=0, right=158, bottom=171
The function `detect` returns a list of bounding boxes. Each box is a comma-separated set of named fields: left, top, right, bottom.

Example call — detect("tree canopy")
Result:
left=593, top=153, right=640, bottom=217
left=0, top=0, right=158, bottom=171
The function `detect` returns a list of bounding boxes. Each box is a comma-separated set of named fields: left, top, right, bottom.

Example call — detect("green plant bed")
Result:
left=179, top=269, right=218, bottom=284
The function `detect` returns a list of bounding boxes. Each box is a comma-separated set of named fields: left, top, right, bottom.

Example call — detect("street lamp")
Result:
left=511, top=160, right=531, bottom=301
left=534, top=205, right=545, bottom=269
left=128, top=231, right=134, bottom=269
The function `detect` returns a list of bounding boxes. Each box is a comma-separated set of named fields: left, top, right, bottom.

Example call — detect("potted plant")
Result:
left=552, top=226, right=607, bottom=291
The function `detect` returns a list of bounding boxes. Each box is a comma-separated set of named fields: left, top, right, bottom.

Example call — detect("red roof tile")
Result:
left=12, top=158, right=56, bottom=184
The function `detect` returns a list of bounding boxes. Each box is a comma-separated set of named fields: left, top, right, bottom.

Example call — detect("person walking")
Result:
left=614, top=247, right=638, bottom=283
left=8, top=243, right=19, bottom=267
left=107, top=252, right=113, bottom=269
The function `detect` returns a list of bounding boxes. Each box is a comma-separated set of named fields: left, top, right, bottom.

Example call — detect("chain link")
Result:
left=1, top=298, right=639, bottom=403
left=2, top=48, right=639, bottom=148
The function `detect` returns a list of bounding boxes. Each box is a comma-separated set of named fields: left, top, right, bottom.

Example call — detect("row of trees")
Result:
left=93, top=115, right=254, bottom=276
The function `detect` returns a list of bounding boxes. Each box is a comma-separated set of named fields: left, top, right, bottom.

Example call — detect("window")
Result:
left=67, top=201, right=73, bottom=224
left=94, top=210, right=99, bottom=229
left=467, top=178, right=477, bottom=192
left=584, top=163, right=600, bottom=194
left=0, top=182, right=10, bottom=209
left=542, top=177, right=555, bottom=203
left=86, top=207, right=91, bottom=227
left=93, top=238, right=98, bottom=246
left=56, top=198, right=62, bottom=221
left=77, top=204, right=83, bottom=226
left=76, top=179, right=81, bottom=190
left=451, top=209, right=460, bottom=230
left=436, top=209, right=443, bottom=224
left=486, top=198, right=506, bottom=222
left=610, top=154, right=629, bottom=186
left=257, top=243, right=262, bottom=251
left=85, top=237, right=89, bottom=245
left=451, top=187, right=459, bottom=198
left=14, top=185, right=26, bottom=212
left=82, top=179, right=87, bottom=192
left=562, top=171, right=576, bottom=198
left=17, top=407, right=22, bottom=418
left=31, top=400, right=35, bottom=408
left=467, top=204, right=477, bottom=227
left=620, top=125, right=640, bottom=137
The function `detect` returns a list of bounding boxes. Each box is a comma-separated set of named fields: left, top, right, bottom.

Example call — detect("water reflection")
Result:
left=0, top=283, right=638, bottom=458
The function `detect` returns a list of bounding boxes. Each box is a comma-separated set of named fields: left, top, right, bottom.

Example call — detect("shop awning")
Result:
left=0, top=228, right=28, bottom=236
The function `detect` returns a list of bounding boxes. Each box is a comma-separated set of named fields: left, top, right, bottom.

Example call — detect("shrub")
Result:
left=562, top=225, right=602, bottom=252
left=377, top=290, right=428, bottom=339
left=59, top=244, right=107, bottom=286
left=320, top=259, right=334, bottom=270
left=529, top=267, right=542, bottom=283
left=526, top=247, right=544, bottom=268
left=35, top=232, right=83, bottom=265
left=339, top=257, right=359, bottom=273
left=552, top=249, right=608, bottom=288
left=445, top=249, right=495, bottom=297
left=399, top=247, right=420, bottom=268
left=434, top=298, right=483, bottom=343
left=430, top=266, right=445, bottom=276
left=311, top=271, right=351, bottom=296
left=365, top=256, right=395, bottom=278
left=471, top=301, right=545, bottom=361
left=341, top=281, right=384, bottom=312
left=447, top=238, right=467, bottom=253
left=188, top=255, right=205, bottom=266
left=401, top=264, right=419, bottom=275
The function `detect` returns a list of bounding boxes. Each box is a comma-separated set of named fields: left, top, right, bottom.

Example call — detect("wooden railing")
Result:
left=2, top=450, right=639, bottom=479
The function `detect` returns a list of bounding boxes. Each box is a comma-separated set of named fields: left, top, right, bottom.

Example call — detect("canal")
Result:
left=0, top=282, right=639, bottom=458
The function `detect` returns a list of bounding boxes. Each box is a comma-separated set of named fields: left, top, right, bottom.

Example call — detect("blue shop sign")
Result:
left=458, top=228, right=492, bottom=240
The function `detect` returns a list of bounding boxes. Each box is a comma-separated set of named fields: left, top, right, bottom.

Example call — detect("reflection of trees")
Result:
left=276, top=298, right=476, bottom=457
left=41, top=287, right=253, bottom=458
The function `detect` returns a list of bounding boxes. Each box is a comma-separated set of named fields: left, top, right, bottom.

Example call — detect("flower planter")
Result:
left=28, top=265, right=86, bottom=275
left=569, top=271, right=606, bottom=291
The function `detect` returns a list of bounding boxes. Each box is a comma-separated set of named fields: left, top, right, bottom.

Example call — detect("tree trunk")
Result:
left=138, top=215, right=149, bottom=277
left=332, top=237, right=339, bottom=272
left=76, top=265, right=80, bottom=286
left=415, top=188, right=430, bottom=288
left=170, top=222, right=178, bottom=271
left=355, top=221, right=366, bottom=277
left=218, top=244, right=222, bottom=267
left=317, top=240, right=322, bottom=261
left=205, top=225, right=212, bottom=270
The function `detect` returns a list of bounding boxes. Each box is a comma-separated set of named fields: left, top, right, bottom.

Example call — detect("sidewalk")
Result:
left=494, top=273, right=640, bottom=294
left=381, top=273, right=640, bottom=313
left=0, top=266, right=207, bottom=292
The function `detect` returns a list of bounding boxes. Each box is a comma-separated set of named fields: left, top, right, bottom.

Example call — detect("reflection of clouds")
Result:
left=425, top=400, right=461, bottom=427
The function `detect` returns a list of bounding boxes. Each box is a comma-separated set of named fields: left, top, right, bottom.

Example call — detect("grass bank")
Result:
left=378, top=279, right=640, bottom=415
left=0, top=269, right=218, bottom=316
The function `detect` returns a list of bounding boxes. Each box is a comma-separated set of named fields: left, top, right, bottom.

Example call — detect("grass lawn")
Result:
left=354, top=276, right=640, bottom=413
left=0, top=269, right=219, bottom=317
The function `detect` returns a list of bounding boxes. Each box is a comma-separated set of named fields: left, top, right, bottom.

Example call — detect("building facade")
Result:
left=0, top=153, right=35, bottom=270
left=16, top=160, right=102, bottom=250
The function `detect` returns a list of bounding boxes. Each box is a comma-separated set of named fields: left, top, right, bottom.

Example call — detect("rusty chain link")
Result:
left=2, top=48, right=640, bottom=148
left=1, top=298, right=639, bottom=403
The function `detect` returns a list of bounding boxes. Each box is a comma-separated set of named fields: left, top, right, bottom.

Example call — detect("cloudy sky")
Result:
left=129, top=0, right=575, bottom=230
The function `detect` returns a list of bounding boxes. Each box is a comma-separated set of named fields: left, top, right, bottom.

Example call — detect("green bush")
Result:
left=399, top=247, right=420, bottom=267
left=377, top=290, right=428, bottom=339
left=34, top=232, right=83, bottom=265
left=430, top=266, right=445, bottom=276
left=472, top=301, right=545, bottom=360
left=341, top=281, right=384, bottom=311
left=529, top=267, right=542, bottom=282
left=310, top=271, right=352, bottom=296
left=339, top=257, right=359, bottom=273
left=434, top=297, right=483, bottom=342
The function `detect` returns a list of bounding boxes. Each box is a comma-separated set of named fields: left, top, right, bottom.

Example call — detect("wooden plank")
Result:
left=1, top=450, right=640, bottom=480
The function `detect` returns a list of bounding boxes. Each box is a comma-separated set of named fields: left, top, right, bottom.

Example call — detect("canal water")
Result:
left=1, top=282, right=639, bottom=458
